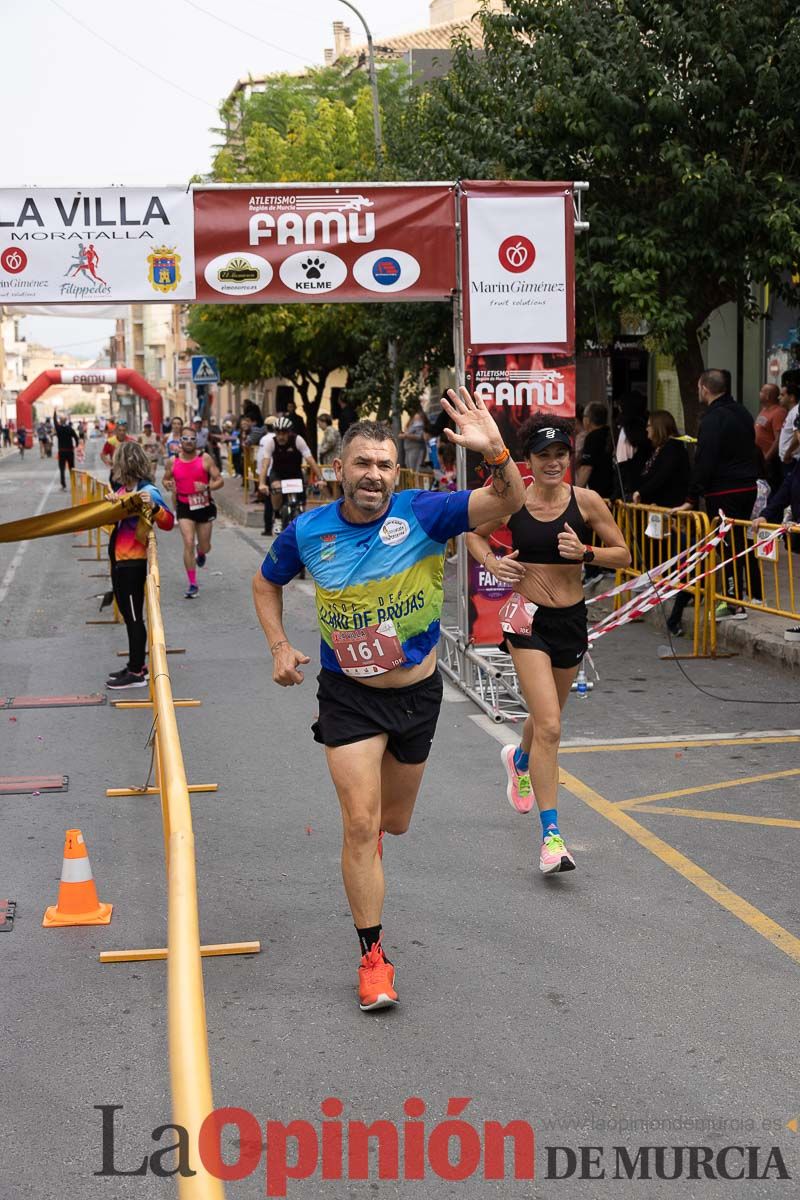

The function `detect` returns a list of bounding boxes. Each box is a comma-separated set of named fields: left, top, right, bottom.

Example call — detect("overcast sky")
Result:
left=3, top=0, right=432, bottom=355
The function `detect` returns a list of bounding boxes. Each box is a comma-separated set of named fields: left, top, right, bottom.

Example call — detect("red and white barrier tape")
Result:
left=588, top=517, right=791, bottom=644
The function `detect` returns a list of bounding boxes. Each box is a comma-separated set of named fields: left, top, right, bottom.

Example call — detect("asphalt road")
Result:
left=1, top=446, right=799, bottom=1199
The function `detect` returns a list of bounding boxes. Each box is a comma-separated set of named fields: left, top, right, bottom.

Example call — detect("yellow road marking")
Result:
left=618, top=767, right=800, bottom=807
left=559, top=767, right=800, bottom=966
left=561, top=736, right=800, bottom=754
left=626, top=805, right=800, bottom=829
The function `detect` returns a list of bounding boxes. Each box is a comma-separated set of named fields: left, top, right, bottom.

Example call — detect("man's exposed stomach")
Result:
left=353, top=646, right=438, bottom=689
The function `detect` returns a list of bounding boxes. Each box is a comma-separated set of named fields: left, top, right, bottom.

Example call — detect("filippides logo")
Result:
left=498, top=235, right=536, bottom=274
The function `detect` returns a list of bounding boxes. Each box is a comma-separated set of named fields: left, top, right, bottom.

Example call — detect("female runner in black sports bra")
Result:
left=466, top=414, right=630, bottom=876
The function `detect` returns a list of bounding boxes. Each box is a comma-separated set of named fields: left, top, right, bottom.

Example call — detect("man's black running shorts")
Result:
left=312, top=668, right=444, bottom=764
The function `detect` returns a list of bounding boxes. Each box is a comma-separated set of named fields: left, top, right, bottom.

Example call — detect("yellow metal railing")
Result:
left=611, top=502, right=715, bottom=656
left=708, top=517, right=799, bottom=622
left=398, top=467, right=434, bottom=491
left=67, top=470, right=261, bottom=1198
left=100, top=536, right=261, bottom=1197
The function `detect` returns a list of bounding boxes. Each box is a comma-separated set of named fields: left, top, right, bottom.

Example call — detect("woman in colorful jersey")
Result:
left=162, top=428, right=223, bottom=598
left=466, top=414, right=630, bottom=875
left=105, top=441, right=174, bottom=690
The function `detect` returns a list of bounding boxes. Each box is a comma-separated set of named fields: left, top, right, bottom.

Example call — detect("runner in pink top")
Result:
left=162, top=429, right=223, bottom=597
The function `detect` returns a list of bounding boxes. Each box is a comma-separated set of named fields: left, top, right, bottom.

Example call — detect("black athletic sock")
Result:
left=357, top=924, right=383, bottom=956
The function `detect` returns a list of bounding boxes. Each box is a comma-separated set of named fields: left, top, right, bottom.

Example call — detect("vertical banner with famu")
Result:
left=459, top=182, right=577, bottom=646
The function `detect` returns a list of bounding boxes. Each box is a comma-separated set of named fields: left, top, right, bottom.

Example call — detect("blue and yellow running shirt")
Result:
left=260, top=490, right=472, bottom=678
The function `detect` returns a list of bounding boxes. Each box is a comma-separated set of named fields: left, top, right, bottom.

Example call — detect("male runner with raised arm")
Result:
left=252, top=388, right=525, bottom=1011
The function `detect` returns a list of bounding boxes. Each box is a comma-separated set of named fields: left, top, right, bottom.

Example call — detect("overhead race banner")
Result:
left=193, top=184, right=457, bottom=304
left=0, top=188, right=196, bottom=304
left=461, top=181, right=575, bottom=355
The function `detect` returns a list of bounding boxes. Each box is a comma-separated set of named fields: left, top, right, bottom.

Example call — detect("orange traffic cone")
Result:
left=43, top=829, right=113, bottom=927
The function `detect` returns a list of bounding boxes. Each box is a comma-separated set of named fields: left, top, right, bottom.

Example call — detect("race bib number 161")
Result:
left=331, top=619, right=406, bottom=677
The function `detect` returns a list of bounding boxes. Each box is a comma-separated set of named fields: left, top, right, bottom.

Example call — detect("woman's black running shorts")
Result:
left=504, top=598, right=588, bottom=669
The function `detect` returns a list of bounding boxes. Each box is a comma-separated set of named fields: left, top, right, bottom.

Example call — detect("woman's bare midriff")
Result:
left=514, top=561, right=585, bottom=609
left=356, top=647, right=438, bottom=689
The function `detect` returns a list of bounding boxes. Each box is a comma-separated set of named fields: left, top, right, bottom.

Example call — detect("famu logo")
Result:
left=249, top=193, right=376, bottom=248
left=379, top=517, right=410, bottom=547
left=474, top=370, right=567, bottom=409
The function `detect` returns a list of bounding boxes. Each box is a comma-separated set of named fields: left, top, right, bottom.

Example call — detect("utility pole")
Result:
left=336, top=0, right=383, bottom=172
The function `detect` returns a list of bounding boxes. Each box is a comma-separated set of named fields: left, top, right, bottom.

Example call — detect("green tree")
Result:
left=187, top=302, right=364, bottom=455
left=199, top=58, right=454, bottom=441
left=398, top=0, right=800, bottom=430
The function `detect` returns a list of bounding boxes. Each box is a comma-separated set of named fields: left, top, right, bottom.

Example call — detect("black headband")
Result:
left=526, top=427, right=572, bottom=455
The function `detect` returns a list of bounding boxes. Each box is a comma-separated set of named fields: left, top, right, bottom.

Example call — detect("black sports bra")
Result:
left=507, top=487, right=592, bottom=565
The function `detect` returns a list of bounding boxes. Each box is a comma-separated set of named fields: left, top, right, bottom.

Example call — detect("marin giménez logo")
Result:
left=498, top=234, right=536, bottom=274
left=1, top=246, right=27, bottom=274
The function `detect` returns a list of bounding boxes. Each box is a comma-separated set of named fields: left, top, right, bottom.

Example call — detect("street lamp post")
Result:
left=336, top=0, right=383, bottom=172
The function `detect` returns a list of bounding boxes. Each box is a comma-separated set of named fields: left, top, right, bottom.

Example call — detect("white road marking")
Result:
left=0, top=480, right=57, bottom=604
left=558, top=728, right=800, bottom=747
left=469, top=714, right=800, bottom=750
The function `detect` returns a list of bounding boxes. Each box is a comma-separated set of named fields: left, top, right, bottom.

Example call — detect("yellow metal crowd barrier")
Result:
left=66, top=469, right=261, bottom=1198
left=100, top=535, right=261, bottom=1199
left=397, top=467, right=434, bottom=491
left=708, top=517, right=799, bottom=622
left=612, top=502, right=715, bottom=655
left=242, top=443, right=256, bottom=495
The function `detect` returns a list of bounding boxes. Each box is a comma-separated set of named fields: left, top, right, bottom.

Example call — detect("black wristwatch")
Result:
left=582, top=546, right=595, bottom=563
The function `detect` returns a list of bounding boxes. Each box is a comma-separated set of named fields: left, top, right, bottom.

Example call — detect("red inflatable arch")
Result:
left=15, top=368, right=163, bottom=434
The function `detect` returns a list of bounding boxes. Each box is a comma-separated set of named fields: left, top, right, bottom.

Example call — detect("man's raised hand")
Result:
left=441, top=387, right=505, bottom=459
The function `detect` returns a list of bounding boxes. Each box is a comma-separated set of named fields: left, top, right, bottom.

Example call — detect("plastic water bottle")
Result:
left=575, top=665, right=588, bottom=699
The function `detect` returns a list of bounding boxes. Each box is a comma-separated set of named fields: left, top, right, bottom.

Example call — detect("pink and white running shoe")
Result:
left=500, top=744, right=534, bottom=814
left=539, top=832, right=576, bottom=875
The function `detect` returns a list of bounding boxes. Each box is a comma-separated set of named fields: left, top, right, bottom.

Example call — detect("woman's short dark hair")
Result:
left=519, top=412, right=575, bottom=458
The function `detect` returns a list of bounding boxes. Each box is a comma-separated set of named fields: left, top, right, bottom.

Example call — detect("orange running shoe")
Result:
left=358, top=937, right=398, bottom=1011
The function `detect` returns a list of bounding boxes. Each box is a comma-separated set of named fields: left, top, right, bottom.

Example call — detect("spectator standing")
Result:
left=105, top=441, right=174, bottom=690
left=632, top=411, right=690, bottom=508
left=1, top=423, right=10, bottom=448
left=777, top=381, right=800, bottom=481
left=754, top=383, right=786, bottom=490
left=674, top=368, right=757, bottom=621
left=615, top=393, right=652, bottom=498
left=53, top=415, right=79, bottom=489
left=336, top=396, right=357, bottom=439
left=318, top=412, right=342, bottom=501
left=577, top=402, right=615, bottom=498
left=400, top=406, right=429, bottom=472
left=284, top=398, right=308, bottom=441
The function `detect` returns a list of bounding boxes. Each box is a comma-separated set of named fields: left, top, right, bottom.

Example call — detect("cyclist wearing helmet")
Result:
left=257, top=415, right=320, bottom=535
